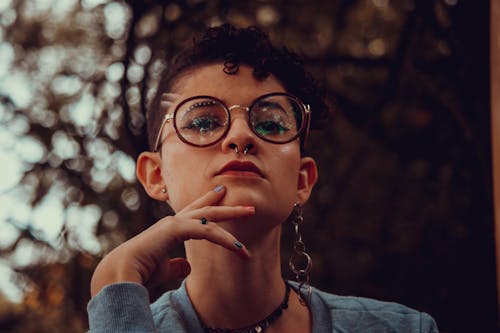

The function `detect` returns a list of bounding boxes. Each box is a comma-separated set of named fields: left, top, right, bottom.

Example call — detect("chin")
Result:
left=219, top=191, right=259, bottom=207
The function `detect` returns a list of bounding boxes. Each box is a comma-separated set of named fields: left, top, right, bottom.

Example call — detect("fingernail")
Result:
left=214, top=185, right=224, bottom=192
left=234, top=241, right=244, bottom=249
left=244, top=206, right=255, bottom=212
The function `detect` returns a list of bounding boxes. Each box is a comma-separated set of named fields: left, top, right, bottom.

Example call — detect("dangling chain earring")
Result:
left=288, top=202, right=312, bottom=306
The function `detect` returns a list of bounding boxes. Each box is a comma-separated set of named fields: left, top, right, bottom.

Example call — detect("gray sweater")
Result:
left=87, top=281, right=438, bottom=332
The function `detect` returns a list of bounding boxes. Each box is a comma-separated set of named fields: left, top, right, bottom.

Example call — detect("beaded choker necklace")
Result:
left=201, top=282, right=291, bottom=333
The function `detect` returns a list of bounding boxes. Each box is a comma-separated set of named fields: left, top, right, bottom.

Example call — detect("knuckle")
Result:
left=204, top=207, right=215, bottom=219
left=204, top=223, right=218, bottom=237
left=161, top=215, right=180, bottom=233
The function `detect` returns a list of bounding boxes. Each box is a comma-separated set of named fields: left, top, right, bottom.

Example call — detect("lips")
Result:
left=217, top=161, right=264, bottom=178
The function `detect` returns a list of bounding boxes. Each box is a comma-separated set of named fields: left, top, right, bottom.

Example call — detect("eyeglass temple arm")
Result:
left=301, top=104, right=312, bottom=148
left=153, top=113, right=174, bottom=152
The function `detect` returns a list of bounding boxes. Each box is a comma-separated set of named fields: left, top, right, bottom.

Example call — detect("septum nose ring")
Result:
left=229, top=143, right=253, bottom=155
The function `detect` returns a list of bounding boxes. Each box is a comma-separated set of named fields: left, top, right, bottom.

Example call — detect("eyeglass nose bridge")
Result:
left=228, top=104, right=250, bottom=112
left=225, top=104, right=254, bottom=137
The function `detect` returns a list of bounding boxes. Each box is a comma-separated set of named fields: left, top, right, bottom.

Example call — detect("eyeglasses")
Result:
left=153, top=92, right=311, bottom=151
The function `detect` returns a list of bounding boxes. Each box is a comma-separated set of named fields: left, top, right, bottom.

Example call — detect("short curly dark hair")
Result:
left=148, top=24, right=328, bottom=151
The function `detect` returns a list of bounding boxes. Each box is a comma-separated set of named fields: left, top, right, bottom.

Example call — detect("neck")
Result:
left=185, top=225, right=286, bottom=329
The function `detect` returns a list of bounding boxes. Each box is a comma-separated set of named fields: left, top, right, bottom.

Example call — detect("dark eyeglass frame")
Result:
left=153, top=92, right=311, bottom=151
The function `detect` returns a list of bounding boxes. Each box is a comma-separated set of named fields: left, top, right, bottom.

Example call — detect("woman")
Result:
left=87, top=24, right=438, bottom=333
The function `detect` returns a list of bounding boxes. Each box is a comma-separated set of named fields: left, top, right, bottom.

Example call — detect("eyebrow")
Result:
left=159, top=93, right=181, bottom=116
left=161, top=93, right=181, bottom=101
left=177, top=99, right=222, bottom=124
left=253, top=99, right=291, bottom=119
left=185, top=100, right=218, bottom=112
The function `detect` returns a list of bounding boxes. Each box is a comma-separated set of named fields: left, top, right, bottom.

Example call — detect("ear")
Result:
left=296, top=156, right=318, bottom=205
left=136, top=152, right=169, bottom=201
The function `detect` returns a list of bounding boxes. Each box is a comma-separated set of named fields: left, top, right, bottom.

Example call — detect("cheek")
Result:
left=271, top=146, right=301, bottom=197
left=264, top=158, right=300, bottom=223
left=161, top=147, right=210, bottom=212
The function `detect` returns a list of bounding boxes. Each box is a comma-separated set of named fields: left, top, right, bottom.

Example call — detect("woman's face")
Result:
left=154, top=63, right=316, bottom=229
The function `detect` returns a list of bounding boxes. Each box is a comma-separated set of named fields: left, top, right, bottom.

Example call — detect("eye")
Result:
left=253, top=119, right=290, bottom=136
left=182, top=115, right=224, bottom=133
left=177, top=99, right=227, bottom=135
left=251, top=99, right=293, bottom=136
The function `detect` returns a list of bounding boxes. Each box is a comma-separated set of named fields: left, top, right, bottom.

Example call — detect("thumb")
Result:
left=166, top=257, right=191, bottom=279
left=146, top=257, right=191, bottom=288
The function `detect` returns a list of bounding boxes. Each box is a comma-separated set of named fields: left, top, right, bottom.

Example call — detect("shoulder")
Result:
left=309, top=285, right=438, bottom=333
left=315, top=287, right=416, bottom=313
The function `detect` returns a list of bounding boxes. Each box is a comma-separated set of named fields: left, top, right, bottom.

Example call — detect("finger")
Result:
left=175, top=219, right=251, bottom=260
left=179, top=185, right=226, bottom=212
left=146, top=257, right=191, bottom=288
left=167, top=257, right=191, bottom=279
left=183, top=205, right=255, bottom=222
left=148, top=215, right=251, bottom=260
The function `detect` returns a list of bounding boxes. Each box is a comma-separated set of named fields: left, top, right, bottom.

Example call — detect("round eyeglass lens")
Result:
left=175, top=98, right=229, bottom=146
left=249, top=94, right=303, bottom=143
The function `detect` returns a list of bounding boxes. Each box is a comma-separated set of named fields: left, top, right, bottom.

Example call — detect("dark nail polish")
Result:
left=234, top=241, right=244, bottom=249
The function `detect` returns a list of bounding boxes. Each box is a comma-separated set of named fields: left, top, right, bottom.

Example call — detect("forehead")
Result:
left=170, top=63, right=286, bottom=102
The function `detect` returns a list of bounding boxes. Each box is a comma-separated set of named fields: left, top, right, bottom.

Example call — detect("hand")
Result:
left=90, top=185, right=253, bottom=297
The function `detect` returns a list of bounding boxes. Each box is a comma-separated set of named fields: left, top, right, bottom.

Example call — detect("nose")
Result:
left=220, top=110, right=257, bottom=155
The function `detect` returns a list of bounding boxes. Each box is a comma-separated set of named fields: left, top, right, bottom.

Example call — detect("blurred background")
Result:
left=0, top=0, right=497, bottom=332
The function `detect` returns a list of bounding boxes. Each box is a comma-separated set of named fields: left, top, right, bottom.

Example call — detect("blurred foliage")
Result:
left=0, top=0, right=497, bottom=332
